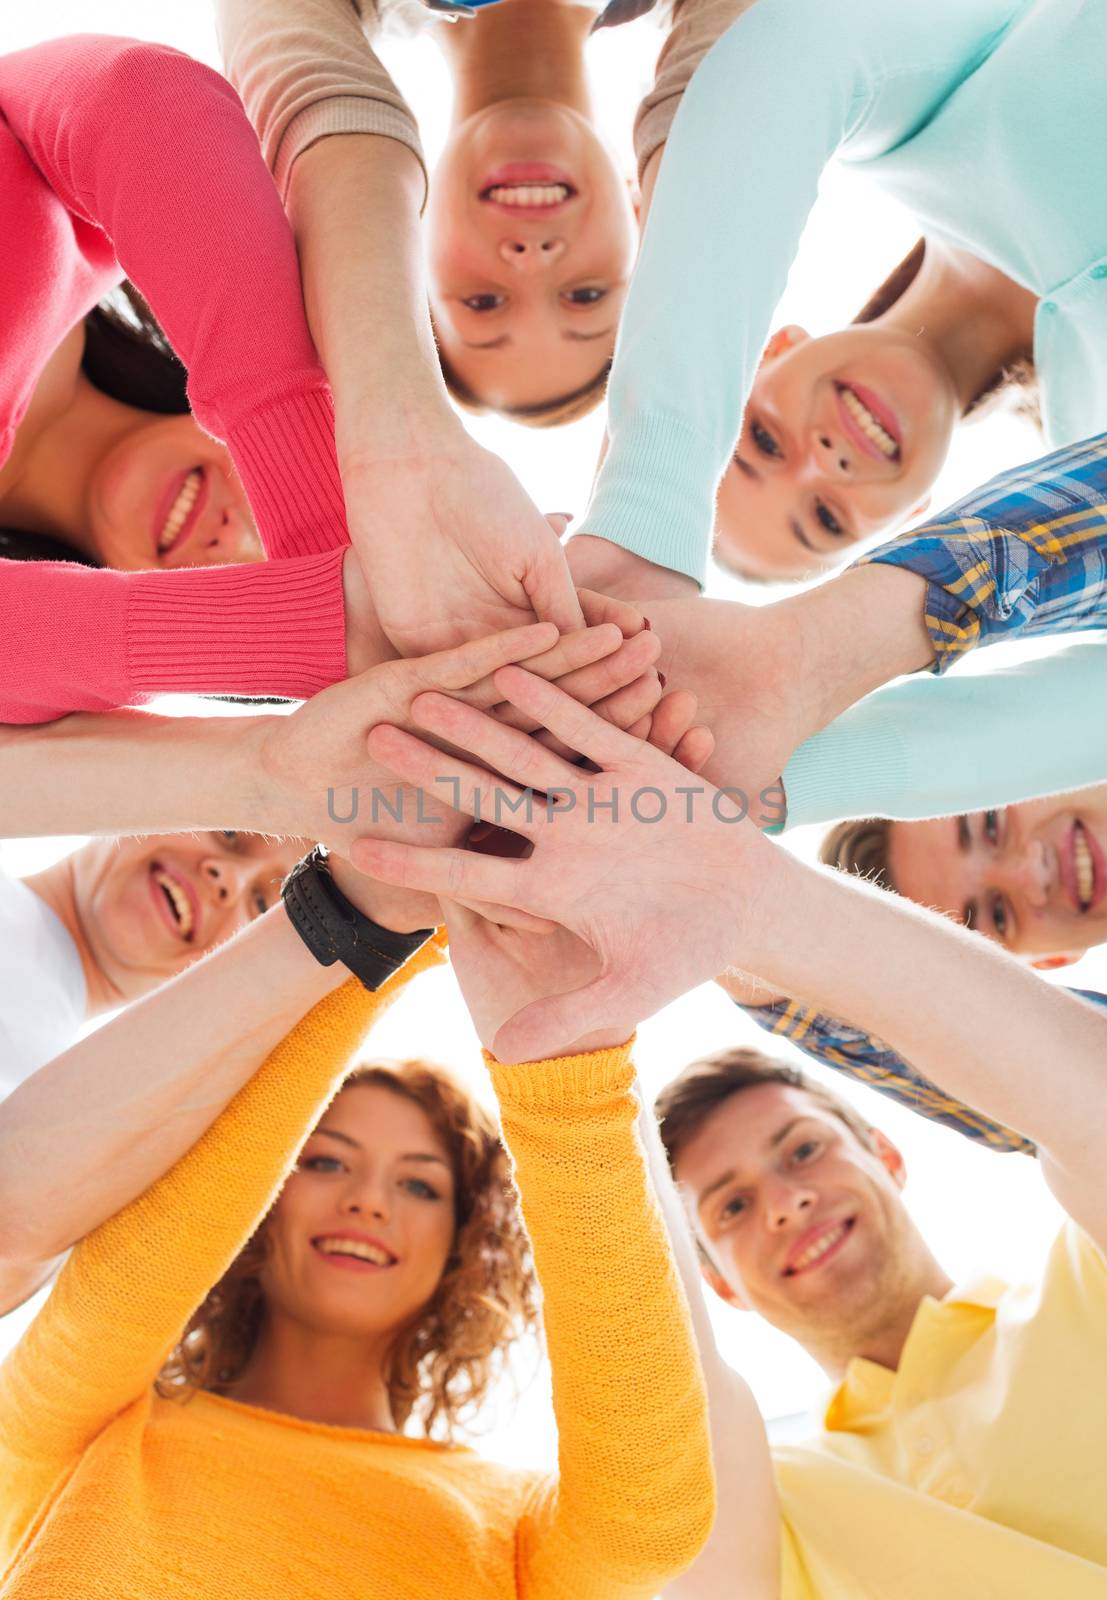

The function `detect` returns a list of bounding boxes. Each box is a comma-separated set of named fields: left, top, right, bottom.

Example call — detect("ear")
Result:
left=868, top=1127, right=907, bottom=1191
left=1030, top=951, right=1085, bottom=971
left=626, top=176, right=642, bottom=227
left=701, top=1260, right=749, bottom=1310
left=762, top=324, right=809, bottom=364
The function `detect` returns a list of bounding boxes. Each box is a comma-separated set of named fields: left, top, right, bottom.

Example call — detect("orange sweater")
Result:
left=0, top=946, right=713, bottom=1599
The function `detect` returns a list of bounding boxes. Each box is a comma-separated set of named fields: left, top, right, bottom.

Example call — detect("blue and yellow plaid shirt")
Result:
left=742, top=431, right=1107, bottom=1152
left=857, top=430, right=1107, bottom=672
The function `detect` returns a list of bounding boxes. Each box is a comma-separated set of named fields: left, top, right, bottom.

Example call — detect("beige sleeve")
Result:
left=634, top=0, right=762, bottom=178
left=215, top=0, right=425, bottom=201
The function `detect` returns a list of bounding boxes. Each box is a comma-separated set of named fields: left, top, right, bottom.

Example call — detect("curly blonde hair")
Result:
left=158, top=1060, right=539, bottom=1439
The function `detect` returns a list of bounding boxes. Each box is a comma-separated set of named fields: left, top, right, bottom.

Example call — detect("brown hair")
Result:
left=853, top=238, right=1040, bottom=427
left=655, top=1046, right=873, bottom=1170
left=438, top=347, right=611, bottom=428
left=819, top=817, right=896, bottom=894
left=159, top=1060, right=539, bottom=1440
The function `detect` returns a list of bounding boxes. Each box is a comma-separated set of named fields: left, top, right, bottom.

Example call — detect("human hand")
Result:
left=341, top=434, right=584, bottom=657
left=566, top=533, right=698, bottom=603
left=353, top=671, right=781, bottom=1061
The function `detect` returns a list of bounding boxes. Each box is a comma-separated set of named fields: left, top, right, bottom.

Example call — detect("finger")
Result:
left=351, top=837, right=527, bottom=905
left=545, top=512, right=572, bottom=538
left=645, top=689, right=700, bottom=758
left=625, top=715, right=653, bottom=741
left=459, top=623, right=624, bottom=712
left=489, top=667, right=644, bottom=770
left=524, top=549, right=586, bottom=635
left=589, top=668, right=664, bottom=735
left=673, top=725, right=716, bottom=774
left=491, top=974, right=633, bottom=1064
left=416, top=623, right=560, bottom=695
left=489, top=631, right=659, bottom=734
left=366, top=723, right=546, bottom=838
left=451, top=897, right=559, bottom=934
left=576, top=587, right=649, bottom=638
left=408, top=692, right=583, bottom=796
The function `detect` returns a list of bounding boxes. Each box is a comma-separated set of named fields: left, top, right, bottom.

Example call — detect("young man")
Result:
left=356, top=671, right=1107, bottom=1595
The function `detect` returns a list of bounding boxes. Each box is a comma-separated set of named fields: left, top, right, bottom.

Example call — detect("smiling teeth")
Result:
left=1074, top=824, right=1094, bottom=909
left=840, top=386, right=898, bottom=459
left=317, top=1238, right=394, bottom=1265
left=153, top=868, right=193, bottom=938
left=157, top=468, right=202, bottom=553
left=484, top=184, right=570, bottom=207
left=789, top=1222, right=849, bottom=1273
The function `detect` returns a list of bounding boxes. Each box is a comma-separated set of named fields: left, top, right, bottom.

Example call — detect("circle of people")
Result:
left=0, top=2, right=1105, bottom=1597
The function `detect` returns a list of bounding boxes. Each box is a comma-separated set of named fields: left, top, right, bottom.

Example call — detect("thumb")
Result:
left=545, top=512, right=573, bottom=538
left=491, top=974, right=632, bottom=1064
left=524, top=544, right=586, bottom=635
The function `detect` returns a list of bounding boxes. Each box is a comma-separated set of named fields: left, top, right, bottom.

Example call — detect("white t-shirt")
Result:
left=0, top=870, right=87, bottom=1099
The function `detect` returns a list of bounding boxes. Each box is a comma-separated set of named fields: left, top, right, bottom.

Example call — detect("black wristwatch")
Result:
left=281, top=846, right=434, bottom=991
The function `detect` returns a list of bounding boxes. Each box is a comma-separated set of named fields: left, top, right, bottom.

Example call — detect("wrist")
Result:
left=567, top=535, right=698, bottom=602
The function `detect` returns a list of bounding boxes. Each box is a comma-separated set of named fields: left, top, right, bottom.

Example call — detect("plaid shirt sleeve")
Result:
left=738, top=987, right=1107, bottom=1153
left=855, top=432, right=1107, bottom=674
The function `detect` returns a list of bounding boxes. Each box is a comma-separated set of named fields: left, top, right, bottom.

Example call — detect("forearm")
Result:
left=0, top=906, right=342, bottom=1268
left=746, top=847, right=1107, bottom=1186
left=287, top=135, right=457, bottom=467
left=490, top=1044, right=715, bottom=1593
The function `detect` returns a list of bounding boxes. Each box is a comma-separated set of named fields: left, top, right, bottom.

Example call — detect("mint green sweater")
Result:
left=583, top=0, right=1107, bottom=582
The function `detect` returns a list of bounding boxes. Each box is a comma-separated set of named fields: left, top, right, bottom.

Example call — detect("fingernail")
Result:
left=658, top=672, right=667, bottom=688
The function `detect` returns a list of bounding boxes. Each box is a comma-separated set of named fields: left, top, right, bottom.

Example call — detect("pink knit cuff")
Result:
left=125, top=549, right=348, bottom=700
left=227, top=386, right=350, bottom=560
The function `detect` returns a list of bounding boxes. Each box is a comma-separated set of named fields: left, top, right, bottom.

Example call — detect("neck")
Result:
left=226, top=1315, right=397, bottom=1433
left=880, top=239, right=1038, bottom=414
left=437, top=0, right=595, bottom=123
left=21, top=857, right=120, bottom=1018
left=811, top=1258, right=955, bottom=1379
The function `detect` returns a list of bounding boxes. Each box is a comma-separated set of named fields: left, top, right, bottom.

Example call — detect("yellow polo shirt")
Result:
left=774, top=1223, right=1107, bottom=1598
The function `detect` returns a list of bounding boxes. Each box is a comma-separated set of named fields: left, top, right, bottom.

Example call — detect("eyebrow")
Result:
left=563, top=326, right=614, bottom=343
left=312, top=1128, right=450, bottom=1167
left=462, top=335, right=511, bottom=351
left=696, top=1117, right=809, bottom=1210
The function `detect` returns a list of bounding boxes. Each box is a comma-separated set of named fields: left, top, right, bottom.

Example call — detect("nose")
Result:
left=813, top=429, right=854, bottom=479
left=198, top=853, right=260, bottom=911
left=498, top=235, right=566, bottom=271
left=992, top=838, right=1052, bottom=910
left=342, top=1171, right=389, bottom=1222
left=196, top=506, right=262, bottom=566
left=764, top=1179, right=817, bottom=1233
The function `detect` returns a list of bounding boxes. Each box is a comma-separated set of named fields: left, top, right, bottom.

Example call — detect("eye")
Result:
left=562, top=286, right=606, bottom=306
left=251, top=890, right=270, bottom=919
left=720, top=1193, right=748, bottom=1221
left=299, top=1153, right=344, bottom=1174
left=461, top=293, right=506, bottom=313
left=218, top=830, right=240, bottom=846
left=991, top=894, right=1010, bottom=941
left=815, top=502, right=845, bottom=537
left=983, top=809, right=1000, bottom=844
left=750, top=420, right=782, bottom=459
left=792, top=1138, right=821, bottom=1164
left=403, top=1177, right=442, bottom=1201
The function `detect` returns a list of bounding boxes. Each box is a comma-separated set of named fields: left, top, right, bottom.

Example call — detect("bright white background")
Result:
left=2, top=1, right=1101, bottom=1464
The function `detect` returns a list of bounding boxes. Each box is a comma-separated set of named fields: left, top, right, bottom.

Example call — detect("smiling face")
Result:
left=886, top=787, right=1107, bottom=961
left=674, top=1083, right=930, bottom=1358
left=262, top=1083, right=457, bottom=1342
left=714, top=325, right=959, bottom=581
left=89, top=415, right=263, bottom=570
left=426, top=102, right=636, bottom=412
left=70, top=831, right=305, bottom=1001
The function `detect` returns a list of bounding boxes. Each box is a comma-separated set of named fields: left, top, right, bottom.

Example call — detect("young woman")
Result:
left=573, top=0, right=1107, bottom=585
left=0, top=849, right=714, bottom=1595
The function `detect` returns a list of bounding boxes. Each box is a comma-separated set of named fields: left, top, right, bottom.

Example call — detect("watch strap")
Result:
left=282, top=846, right=434, bottom=991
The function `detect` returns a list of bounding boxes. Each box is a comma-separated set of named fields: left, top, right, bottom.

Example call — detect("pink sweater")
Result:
left=0, top=37, right=352, bottom=724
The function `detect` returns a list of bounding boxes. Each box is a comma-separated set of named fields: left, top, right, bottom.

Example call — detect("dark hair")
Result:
left=853, top=238, right=1040, bottom=427
left=655, top=1046, right=873, bottom=1171
left=819, top=817, right=896, bottom=894
left=0, top=284, right=189, bottom=566
left=438, top=345, right=611, bottom=428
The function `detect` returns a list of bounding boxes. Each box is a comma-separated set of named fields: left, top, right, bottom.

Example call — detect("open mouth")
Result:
left=478, top=164, right=578, bottom=213
left=154, top=467, right=207, bottom=556
left=313, top=1235, right=398, bottom=1270
left=783, top=1216, right=856, bottom=1277
left=1069, top=820, right=1105, bottom=912
left=149, top=863, right=198, bottom=943
left=835, top=383, right=901, bottom=462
